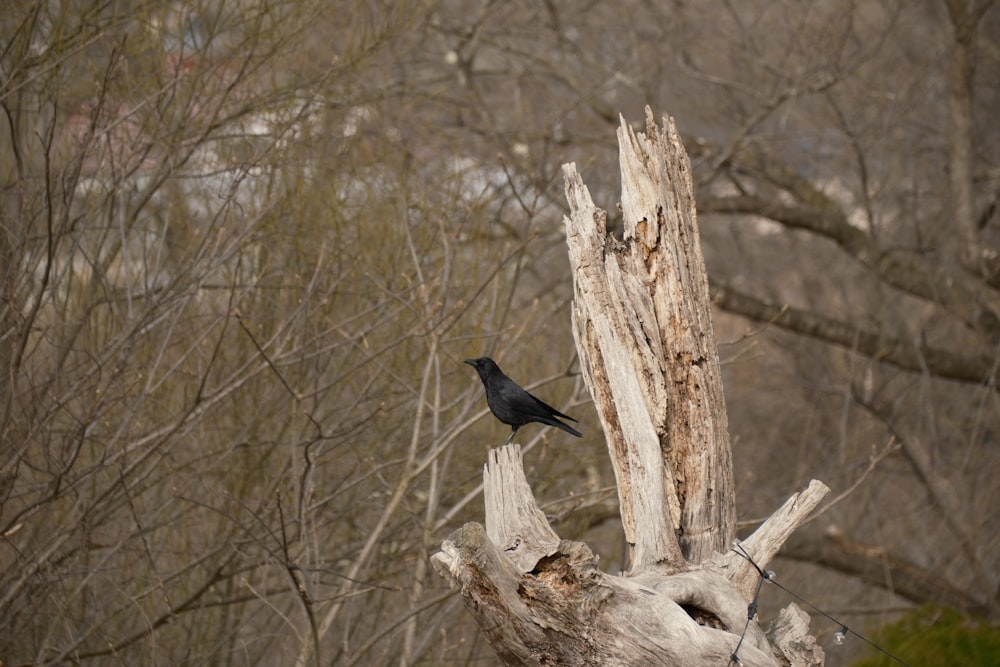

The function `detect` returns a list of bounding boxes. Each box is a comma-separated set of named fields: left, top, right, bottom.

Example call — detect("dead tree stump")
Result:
left=432, top=108, right=830, bottom=666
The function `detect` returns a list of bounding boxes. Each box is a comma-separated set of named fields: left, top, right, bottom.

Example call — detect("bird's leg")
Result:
left=502, top=428, right=518, bottom=446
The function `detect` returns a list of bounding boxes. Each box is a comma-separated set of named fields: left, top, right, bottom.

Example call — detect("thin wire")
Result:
left=766, top=576, right=913, bottom=667
left=729, top=544, right=914, bottom=667
left=727, top=543, right=765, bottom=667
left=727, top=574, right=764, bottom=666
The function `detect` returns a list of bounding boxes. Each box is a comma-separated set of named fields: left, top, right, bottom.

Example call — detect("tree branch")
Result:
left=710, top=280, right=997, bottom=386
left=782, top=526, right=995, bottom=619
left=700, top=193, right=1000, bottom=339
left=720, top=480, right=830, bottom=601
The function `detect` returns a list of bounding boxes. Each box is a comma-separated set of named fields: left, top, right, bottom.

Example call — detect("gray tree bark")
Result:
left=433, top=108, right=830, bottom=666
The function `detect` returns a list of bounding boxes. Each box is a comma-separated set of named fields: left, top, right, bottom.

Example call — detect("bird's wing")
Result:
left=498, top=380, right=576, bottom=422
left=512, top=381, right=576, bottom=422
left=523, top=392, right=583, bottom=437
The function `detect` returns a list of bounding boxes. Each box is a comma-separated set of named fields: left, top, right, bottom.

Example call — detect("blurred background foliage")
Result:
left=851, top=605, right=1000, bottom=666
left=1, top=1, right=997, bottom=665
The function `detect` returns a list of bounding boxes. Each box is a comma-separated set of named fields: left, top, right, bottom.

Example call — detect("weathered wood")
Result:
left=720, top=479, right=831, bottom=600
left=432, top=445, right=781, bottom=667
left=484, top=445, right=560, bottom=573
left=566, top=108, right=735, bottom=568
left=433, top=107, right=830, bottom=665
left=770, top=603, right=826, bottom=666
left=563, top=169, right=683, bottom=572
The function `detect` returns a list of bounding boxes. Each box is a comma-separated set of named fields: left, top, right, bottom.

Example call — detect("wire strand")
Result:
left=729, top=543, right=914, bottom=667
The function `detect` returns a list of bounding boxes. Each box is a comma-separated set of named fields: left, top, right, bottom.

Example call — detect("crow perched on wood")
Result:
left=464, top=356, right=582, bottom=444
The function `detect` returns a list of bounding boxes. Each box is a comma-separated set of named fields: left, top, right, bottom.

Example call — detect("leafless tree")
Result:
left=3, top=0, right=997, bottom=665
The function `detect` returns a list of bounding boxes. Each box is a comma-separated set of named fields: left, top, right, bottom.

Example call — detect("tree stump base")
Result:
left=432, top=445, right=828, bottom=666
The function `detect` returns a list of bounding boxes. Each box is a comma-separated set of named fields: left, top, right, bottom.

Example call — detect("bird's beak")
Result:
left=463, top=359, right=475, bottom=366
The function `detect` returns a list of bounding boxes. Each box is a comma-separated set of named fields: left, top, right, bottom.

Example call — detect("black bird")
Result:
left=464, top=356, right=582, bottom=444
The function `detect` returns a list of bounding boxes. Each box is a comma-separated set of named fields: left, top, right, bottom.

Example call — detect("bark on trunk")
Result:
left=433, top=108, right=830, bottom=666
left=566, top=108, right=735, bottom=568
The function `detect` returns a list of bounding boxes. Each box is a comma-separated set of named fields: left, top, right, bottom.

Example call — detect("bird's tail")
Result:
left=551, top=418, right=582, bottom=438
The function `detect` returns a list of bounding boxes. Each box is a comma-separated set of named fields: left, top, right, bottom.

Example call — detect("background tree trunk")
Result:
left=433, top=109, right=831, bottom=666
